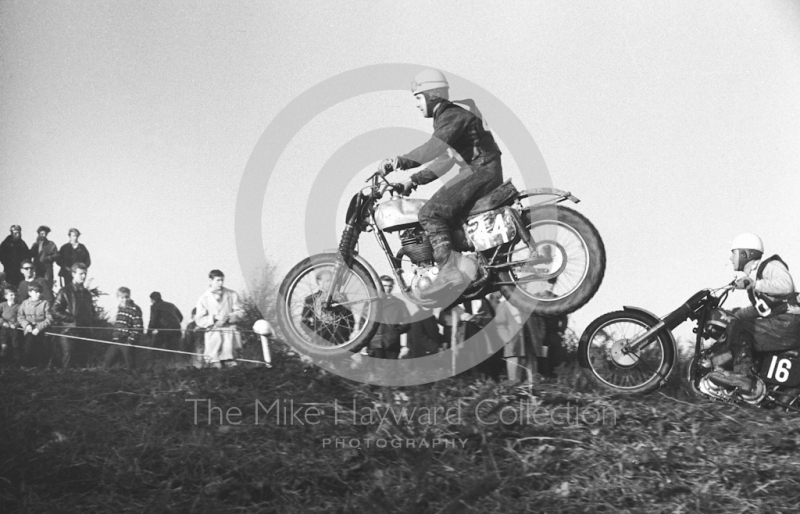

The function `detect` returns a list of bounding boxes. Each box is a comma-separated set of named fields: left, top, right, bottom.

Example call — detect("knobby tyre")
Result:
left=578, top=310, right=675, bottom=394
left=500, top=205, right=605, bottom=317
left=277, top=253, right=380, bottom=356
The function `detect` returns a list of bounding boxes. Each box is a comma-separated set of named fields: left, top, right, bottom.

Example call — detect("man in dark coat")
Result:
left=368, top=276, right=410, bottom=359
left=57, top=228, right=91, bottom=287
left=406, top=312, right=443, bottom=358
left=148, top=291, right=183, bottom=349
left=30, top=225, right=59, bottom=287
left=0, top=225, right=29, bottom=287
left=52, top=263, right=95, bottom=368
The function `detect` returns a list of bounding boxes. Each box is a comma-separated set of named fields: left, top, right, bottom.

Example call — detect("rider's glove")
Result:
left=400, top=178, right=416, bottom=196
left=733, top=272, right=753, bottom=290
left=380, top=157, right=399, bottom=175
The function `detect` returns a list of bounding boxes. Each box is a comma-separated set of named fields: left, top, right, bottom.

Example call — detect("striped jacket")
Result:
left=114, top=299, right=144, bottom=344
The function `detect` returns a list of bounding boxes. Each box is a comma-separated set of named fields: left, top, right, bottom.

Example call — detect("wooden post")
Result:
left=451, top=312, right=459, bottom=376
left=259, top=335, right=272, bottom=368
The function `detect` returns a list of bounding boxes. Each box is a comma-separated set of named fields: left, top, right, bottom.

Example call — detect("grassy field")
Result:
left=3, top=353, right=800, bottom=513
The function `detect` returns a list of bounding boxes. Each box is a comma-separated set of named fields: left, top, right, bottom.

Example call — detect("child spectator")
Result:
left=17, top=282, right=53, bottom=367
left=0, top=286, right=20, bottom=365
left=104, top=287, right=143, bottom=370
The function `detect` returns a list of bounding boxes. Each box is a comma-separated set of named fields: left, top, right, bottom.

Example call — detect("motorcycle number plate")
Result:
left=759, top=355, right=800, bottom=387
left=466, top=209, right=517, bottom=252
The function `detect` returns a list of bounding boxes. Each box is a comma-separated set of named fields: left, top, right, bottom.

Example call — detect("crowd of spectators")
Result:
left=341, top=275, right=568, bottom=383
left=0, top=224, right=260, bottom=371
left=0, top=224, right=566, bottom=381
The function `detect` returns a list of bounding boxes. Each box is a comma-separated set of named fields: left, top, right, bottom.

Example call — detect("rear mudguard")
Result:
left=623, top=305, right=679, bottom=388
left=517, top=187, right=580, bottom=204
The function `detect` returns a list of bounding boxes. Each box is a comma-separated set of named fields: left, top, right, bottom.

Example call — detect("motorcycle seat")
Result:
left=467, top=180, right=519, bottom=216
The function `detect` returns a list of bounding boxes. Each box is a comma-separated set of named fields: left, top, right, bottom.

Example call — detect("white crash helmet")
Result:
left=411, top=68, right=449, bottom=95
left=730, top=233, right=764, bottom=272
left=411, top=68, right=449, bottom=117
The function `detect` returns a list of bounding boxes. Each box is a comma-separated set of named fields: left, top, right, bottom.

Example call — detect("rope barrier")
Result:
left=43, top=325, right=268, bottom=335
left=5, top=325, right=273, bottom=367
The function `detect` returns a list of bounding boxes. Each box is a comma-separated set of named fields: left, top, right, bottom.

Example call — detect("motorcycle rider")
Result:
left=380, top=68, right=503, bottom=299
left=708, top=233, right=800, bottom=395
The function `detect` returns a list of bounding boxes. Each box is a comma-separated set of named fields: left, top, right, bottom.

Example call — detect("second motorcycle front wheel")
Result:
left=578, top=310, right=676, bottom=394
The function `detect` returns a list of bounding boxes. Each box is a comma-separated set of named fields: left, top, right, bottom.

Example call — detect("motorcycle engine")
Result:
left=399, top=227, right=434, bottom=266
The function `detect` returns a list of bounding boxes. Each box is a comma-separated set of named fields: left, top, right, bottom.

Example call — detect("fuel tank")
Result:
left=374, top=198, right=428, bottom=232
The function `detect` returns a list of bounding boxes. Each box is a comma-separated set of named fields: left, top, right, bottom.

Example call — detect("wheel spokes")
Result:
left=587, top=319, right=665, bottom=390
left=286, top=263, right=372, bottom=350
left=509, top=220, right=589, bottom=301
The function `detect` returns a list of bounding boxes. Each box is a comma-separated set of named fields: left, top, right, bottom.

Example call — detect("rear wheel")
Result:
left=276, top=253, right=380, bottom=356
left=578, top=310, right=675, bottom=394
left=500, top=205, right=605, bottom=316
left=683, top=356, right=706, bottom=399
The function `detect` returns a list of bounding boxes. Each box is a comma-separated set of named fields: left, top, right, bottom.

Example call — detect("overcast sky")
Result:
left=2, top=1, right=799, bottom=337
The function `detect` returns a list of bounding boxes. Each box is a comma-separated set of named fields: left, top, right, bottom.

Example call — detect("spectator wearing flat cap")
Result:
left=30, top=226, right=59, bottom=287
left=148, top=292, right=183, bottom=350
left=57, top=228, right=91, bottom=287
left=0, top=225, right=30, bottom=287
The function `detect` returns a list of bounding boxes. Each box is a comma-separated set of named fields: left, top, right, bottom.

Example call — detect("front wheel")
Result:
left=499, top=205, right=605, bottom=317
left=578, top=310, right=675, bottom=394
left=276, top=253, right=381, bottom=356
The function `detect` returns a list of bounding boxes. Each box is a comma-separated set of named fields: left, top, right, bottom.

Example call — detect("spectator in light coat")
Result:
left=195, top=269, right=244, bottom=368
left=17, top=282, right=53, bottom=367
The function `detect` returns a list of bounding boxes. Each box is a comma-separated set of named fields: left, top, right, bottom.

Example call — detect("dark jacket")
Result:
left=148, top=300, right=183, bottom=330
left=369, top=296, right=410, bottom=351
left=57, top=243, right=91, bottom=279
left=52, top=283, right=95, bottom=328
left=17, top=277, right=54, bottom=304
left=0, top=235, right=30, bottom=286
left=397, top=99, right=502, bottom=185
left=31, top=239, right=59, bottom=279
left=407, top=316, right=443, bottom=358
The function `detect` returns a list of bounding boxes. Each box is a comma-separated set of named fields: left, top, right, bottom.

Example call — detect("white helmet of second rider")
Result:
left=730, top=233, right=764, bottom=272
left=411, top=68, right=449, bottom=118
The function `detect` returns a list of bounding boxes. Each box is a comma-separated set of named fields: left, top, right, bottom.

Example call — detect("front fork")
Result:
left=323, top=222, right=359, bottom=307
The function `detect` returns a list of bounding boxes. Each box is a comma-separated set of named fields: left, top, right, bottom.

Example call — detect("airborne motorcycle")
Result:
left=579, top=284, right=800, bottom=411
left=278, top=171, right=605, bottom=355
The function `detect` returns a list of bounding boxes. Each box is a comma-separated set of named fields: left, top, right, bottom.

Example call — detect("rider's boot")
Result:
left=419, top=234, right=469, bottom=299
left=708, top=348, right=756, bottom=395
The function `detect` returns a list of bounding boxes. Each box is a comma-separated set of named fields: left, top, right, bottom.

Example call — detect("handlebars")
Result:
left=364, top=168, right=413, bottom=198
